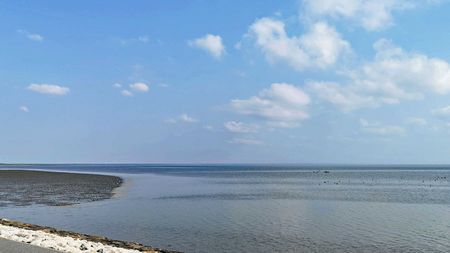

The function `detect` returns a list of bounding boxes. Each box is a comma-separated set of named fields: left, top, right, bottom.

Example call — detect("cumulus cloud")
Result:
left=230, top=83, right=310, bottom=127
left=189, top=34, right=225, bottom=59
left=19, top=106, right=29, bottom=113
left=228, top=138, right=264, bottom=145
left=249, top=18, right=350, bottom=70
left=224, top=121, right=259, bottom=133
left=310, top=39, right=450, bottom=110
left=360, top=118, right=405, bottom=135
left=302, top=0, right=418, bottom=31
left=27, top=84, right=69, bottom=95
left=17, top=29, right=44, bottom=42
left=129, top=82, right=149, bottom=92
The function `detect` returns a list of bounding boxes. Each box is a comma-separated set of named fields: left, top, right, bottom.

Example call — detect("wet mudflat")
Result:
left=0, top=170, right=122, bottom=207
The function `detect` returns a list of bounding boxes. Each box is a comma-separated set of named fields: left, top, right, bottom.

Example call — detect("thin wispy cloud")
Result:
left=228, top=138, right=264, bottom=145
left=27, top=84, right=69, bottom=95
left=115, top=35, right=150, bottom=45
left=166, top=114, right=198, bottom=124
left=302, top=0, right=420, bottom=31
left=406, top=117, right=427, bottom=126
left=157, top=83, right=170, bottom=88
left=431, top=106, right=450, bottom=118
left=360, top=119, right=405, bottom=136
left=224, top=121, right=259, bottom=133
left=17, top=29, right=44, bottom=42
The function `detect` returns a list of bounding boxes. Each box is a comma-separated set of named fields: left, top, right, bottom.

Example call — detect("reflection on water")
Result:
left=2, top=166, right=450, bottom=252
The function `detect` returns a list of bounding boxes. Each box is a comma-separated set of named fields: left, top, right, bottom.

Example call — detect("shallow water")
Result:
left=2, top=165, right=450, bottom=252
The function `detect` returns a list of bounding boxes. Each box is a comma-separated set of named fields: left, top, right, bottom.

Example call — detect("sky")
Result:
left=2, top=0, right=450, bottom=164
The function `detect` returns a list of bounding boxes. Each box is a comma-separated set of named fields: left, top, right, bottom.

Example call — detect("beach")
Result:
left=0, top=219, right=176, bottom=253
left=0, top=170, right=175, bottom=253
left=2, top=165, right=450, bottom=252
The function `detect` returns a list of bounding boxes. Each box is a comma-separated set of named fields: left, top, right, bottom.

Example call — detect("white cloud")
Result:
left=230, top=83, right=310, bottom=126
left=116, top=35, right=150, bottom=45
left=309, top=81, right=375, bottom=111
left=27, top=84, right=69, bottom=95
left=167, top=114, right=198, bottom=124
left=228, top=138, right=264, bottom=145
left=116, top=82, right=148, bottom=96
left=310, top=39, right=450, bottom=110
left=224, top=121, right=259, bottom=133
left=302, top=0, right=417, bottom=31
left=129, top=82, right=149, bottom=92
left=405, top=117, right=427, bottom=126
left=266, top=121, right=301, bottom=129
left=189, top=34, right=225, bottom=59
left=432, top=106, right=450, bottom=118
left=179, top=113, right=197, bottom=123
left=17, top=29, right=44, bottom=42
left=121, top=90, right=133, bottom=97
left=360, top=118, right=405, bottom=135
left=249, top=18, right=350, bottom=70
left=19, top=106, right=29, bottom=113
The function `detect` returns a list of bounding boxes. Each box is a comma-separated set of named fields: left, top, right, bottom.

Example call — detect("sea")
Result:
left=2, top=164, right=450, bottom=252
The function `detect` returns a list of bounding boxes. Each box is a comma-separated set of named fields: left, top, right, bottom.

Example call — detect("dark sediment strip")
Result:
left=0, top=170, right=180, bottom=252
left=0, top=170, right=123, bottom=207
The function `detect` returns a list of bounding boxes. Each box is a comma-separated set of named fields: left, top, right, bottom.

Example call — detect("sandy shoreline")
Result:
left=0, top=219, right=179, bottom=253
left=0, top=219, right=169, bottom=253
left=0, top=170, right=179, bottom=252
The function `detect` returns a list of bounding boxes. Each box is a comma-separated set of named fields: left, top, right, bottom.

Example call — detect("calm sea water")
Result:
left=2, top=164, right=450, bottom=252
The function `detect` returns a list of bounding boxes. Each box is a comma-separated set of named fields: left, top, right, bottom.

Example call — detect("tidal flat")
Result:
left=0, top=170, right=122, bottom=207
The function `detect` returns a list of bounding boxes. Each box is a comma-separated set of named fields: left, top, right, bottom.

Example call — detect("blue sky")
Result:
left=2, top=0, right=450, bottom=163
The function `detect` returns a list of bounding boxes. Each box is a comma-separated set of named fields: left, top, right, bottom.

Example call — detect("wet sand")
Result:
left=0, top=170, right=123, bottom=207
